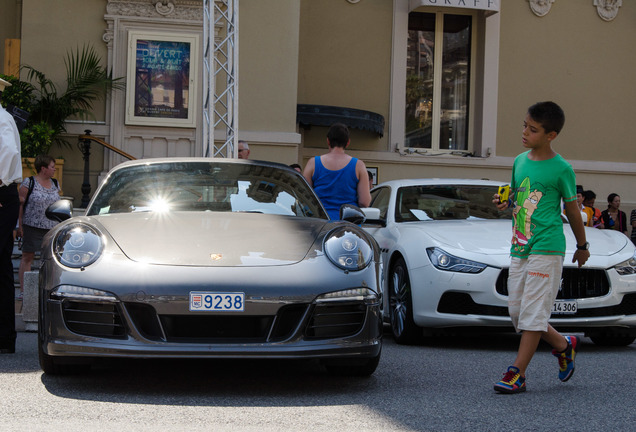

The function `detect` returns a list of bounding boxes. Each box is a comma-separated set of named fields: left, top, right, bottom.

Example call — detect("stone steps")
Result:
left=13, top=239, right=41, bottom=332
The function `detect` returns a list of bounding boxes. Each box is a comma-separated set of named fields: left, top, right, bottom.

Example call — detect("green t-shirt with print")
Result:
left=510, top=151, right=577, bottom=258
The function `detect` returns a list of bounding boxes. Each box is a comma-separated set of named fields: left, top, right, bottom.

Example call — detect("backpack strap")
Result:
left=23, top=176, right=35, bottom=210
left=23, top=177, right=60, bottom=210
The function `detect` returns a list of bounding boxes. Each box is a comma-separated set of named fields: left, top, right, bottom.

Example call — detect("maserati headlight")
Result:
left=53, top=223, right=104, bottom=268
left=427, top=247, right=487, bottom=273
left=324, top=228, right=373, bottom=271
left=615, top=250, right=636, bottom=275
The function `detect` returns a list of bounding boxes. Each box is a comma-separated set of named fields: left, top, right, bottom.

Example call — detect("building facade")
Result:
left=1, top=0, right=634, bottom=215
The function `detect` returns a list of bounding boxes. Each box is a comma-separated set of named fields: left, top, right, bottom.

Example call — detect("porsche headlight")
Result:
left=51, top=285, right=117, bottom=302
left=427, top=247, right=487, bottom=273
left=615, top=250, right=636, bottom=275
left=324, top=228, right=373, bottom=271
left=53, top=223, right=104, bottom=268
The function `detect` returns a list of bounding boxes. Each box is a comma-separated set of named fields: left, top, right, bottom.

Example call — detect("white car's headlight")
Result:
left=615, top=250, right=636, bottom=275
left=53, top=223, right=104, bottom=268
left=324, top=228, right=373, bottom=271
left=427, top=247, right=487, bottom=273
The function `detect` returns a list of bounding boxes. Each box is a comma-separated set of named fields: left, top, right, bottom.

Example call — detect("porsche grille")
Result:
left=61, top=301, right=126, bottom=338
left=61, top=301, right=367, bottom=342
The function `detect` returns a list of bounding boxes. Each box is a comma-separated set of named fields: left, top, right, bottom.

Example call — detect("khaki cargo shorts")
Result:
left=507, top=255, right=564, bottom=332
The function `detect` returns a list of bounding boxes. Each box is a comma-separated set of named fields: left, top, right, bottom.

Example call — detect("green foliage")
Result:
left=19, top=121, right=55, bottom=158
left=0, top=74, right=34, bottom=111
left=0, top=45, right=123, bottom=157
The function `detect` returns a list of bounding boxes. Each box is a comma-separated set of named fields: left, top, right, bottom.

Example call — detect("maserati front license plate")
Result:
left=552, top=300, right=577, bottom=315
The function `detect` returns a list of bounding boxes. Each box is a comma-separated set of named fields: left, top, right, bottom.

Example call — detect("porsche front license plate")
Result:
left=552, top=300, right=577, bottom=315
left=190, top=292, right=245, bottom=311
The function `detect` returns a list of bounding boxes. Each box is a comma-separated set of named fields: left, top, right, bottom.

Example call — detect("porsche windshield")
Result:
left=86, top=161, right=327, bottom=218
left=395, top=185, right=512, bottom=221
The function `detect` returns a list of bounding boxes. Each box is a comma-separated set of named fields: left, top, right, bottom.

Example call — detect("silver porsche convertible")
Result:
left=38, top=158, right=382, bottom=375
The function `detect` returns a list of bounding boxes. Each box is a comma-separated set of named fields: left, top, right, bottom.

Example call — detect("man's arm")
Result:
left=16, top=183, right=28, bottom=237
left=0, top=114, right=22, bottom=186
left=564, top=200, right=590, bottom=267
left=302, top=157, right=315, bottom=187
left=355, top=160, right=371, bottom=208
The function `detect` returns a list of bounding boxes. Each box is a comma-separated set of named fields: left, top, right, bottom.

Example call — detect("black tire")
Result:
left=589, top=334, right=636, bottom=347
left=388, top=257, right=420, bottom=344
left=322, top=351, right=381, bottom=377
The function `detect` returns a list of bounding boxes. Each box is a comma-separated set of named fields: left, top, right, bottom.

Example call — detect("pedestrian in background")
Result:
left=600, top=193, right=628, bottom=236
left=0, top=77, right=22, bottom=354
left=303, top=123, right=371, bottom=220
left=238, top=140, right=250, bottom=159
left=630, top=208, right=636, bottom=246
left=17, top=155, right=61, bottom=298
left=582, top=190, right=603, bottom=228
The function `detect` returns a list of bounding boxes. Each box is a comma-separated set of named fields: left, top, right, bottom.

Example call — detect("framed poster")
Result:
left=367, top=167, right=378, bottom=186
left=126, top=31, right=199, bottom=128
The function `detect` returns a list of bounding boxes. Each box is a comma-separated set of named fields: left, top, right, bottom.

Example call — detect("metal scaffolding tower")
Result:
left=203, top=0, right=238, bottom=158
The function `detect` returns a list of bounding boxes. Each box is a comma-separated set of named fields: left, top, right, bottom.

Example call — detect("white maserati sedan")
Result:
left=362, top=178, right=636, bottom=346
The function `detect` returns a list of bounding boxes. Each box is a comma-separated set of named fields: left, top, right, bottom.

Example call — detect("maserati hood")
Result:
left=413, top=220, right=513, bottom=255
left=409, top=219, right=630, bottom=257
left=91, top=212, right=327, bottom=266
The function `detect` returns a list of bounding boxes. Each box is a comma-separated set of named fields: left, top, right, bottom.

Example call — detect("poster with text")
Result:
left=126, top=32, right=199, bottom=127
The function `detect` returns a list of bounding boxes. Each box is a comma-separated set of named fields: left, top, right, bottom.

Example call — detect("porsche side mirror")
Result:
left=340, top=204, right=366, bottom=225
left=46, top=199, right=73, bottom=222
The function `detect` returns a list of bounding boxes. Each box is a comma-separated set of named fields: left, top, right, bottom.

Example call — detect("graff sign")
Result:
left=409, top=0, right=499, bottom=12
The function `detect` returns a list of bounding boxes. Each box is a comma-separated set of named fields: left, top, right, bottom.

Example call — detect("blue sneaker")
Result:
left=551, top=335, right=578, bottom=382
left=494, top=366, right=526, bottom=394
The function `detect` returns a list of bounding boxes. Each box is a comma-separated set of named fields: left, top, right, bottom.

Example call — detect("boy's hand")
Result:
left=572, top=249, right=590, bottom=268
left=492, top=194, right=509, bottom=211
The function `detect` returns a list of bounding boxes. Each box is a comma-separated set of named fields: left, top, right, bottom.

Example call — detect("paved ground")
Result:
left=1, top=331, right=634, bottom=431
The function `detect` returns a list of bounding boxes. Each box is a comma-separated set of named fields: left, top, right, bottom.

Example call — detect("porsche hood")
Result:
left=89, top=212, right=329, bottom=266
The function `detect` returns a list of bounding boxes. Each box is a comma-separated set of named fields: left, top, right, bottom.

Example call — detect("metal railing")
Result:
left=77, top=130, right=136, bottom=208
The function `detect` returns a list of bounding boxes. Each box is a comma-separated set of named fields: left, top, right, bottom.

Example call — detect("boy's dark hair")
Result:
left=583, top=190, right=596, bottom=201
left=527, top=101, right=565, bottom=134
left=327, top=123, right=349, bottom=148
left=34, top=154, right=55, bottom=173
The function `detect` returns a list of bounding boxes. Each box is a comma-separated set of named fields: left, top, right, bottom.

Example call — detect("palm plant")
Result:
left=7, top=45, right=124, bottom=156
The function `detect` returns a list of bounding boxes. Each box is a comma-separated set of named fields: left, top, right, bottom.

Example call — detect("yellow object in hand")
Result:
left=498, top=185, right=510, bottom=203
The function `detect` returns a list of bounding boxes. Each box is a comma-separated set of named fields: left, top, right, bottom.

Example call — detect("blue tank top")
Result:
left=312, top=156, right=359, bottom=220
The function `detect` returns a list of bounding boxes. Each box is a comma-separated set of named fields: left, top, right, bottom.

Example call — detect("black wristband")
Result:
left=576, top=242, right=589, bottom=251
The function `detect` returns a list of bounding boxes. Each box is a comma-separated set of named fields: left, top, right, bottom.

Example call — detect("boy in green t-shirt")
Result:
left=492, top=101, right=590, bottom=394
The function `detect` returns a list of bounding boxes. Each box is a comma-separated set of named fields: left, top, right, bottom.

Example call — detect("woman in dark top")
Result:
left=600, top=193, right=628, bottom=236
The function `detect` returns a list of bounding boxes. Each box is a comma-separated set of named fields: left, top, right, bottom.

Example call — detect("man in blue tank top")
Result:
left=303, top=123, right=371, bottom=220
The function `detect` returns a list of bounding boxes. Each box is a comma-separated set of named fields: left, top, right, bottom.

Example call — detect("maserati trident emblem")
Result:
left=210, top=253, right=223, bottom=261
